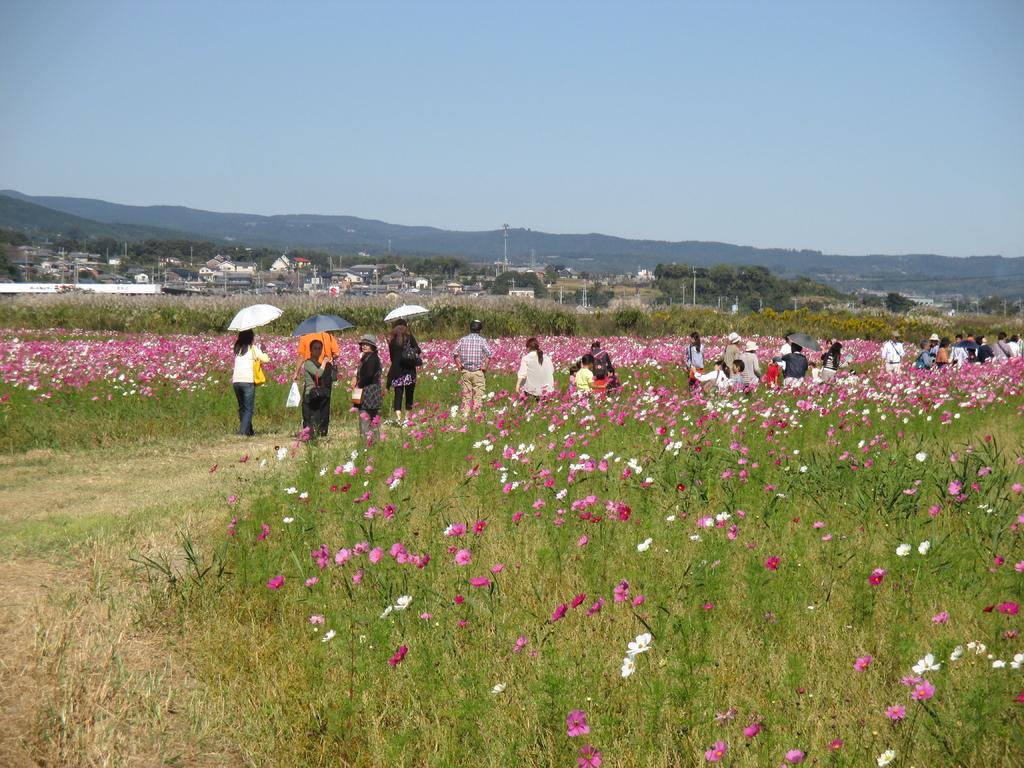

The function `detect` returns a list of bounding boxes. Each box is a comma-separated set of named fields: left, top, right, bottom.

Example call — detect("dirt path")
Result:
left=0, top=435, right=290, bottom=767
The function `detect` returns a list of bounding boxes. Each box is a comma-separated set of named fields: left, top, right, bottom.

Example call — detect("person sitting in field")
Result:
left=574, top=354, right=596, bottom=395
left=820, top=341, right=842, bottom=382
left=730, top=359, right=746, bottom=388
left=773, top=343, right=808, bottom=386
left=696, top=359, right=731, bottom=392
left=763, top=359, right=782, bottom=388
left=590, top=341, right=619, bottom=389
left=809, top=360, right=822, bottom=384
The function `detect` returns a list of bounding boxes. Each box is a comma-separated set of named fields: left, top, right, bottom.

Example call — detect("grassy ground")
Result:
left=2, top=360, right=1022, bottom=766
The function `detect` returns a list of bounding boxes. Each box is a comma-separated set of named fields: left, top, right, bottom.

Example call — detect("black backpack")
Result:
left=400, top=338, right=422, bottom=368
left=593, top=351, right=609, bottom=380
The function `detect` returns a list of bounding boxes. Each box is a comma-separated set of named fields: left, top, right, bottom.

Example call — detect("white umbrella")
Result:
left=384, top=304, right=429, bottom=322
left=228, top=304, right=283, bottom=331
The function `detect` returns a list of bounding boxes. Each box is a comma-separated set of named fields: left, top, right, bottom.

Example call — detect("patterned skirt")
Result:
left=391, top=373, right=415, bottom=388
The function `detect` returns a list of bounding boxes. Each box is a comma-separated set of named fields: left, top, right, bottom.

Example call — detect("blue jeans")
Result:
left=233, top=383, right=255, bottom=436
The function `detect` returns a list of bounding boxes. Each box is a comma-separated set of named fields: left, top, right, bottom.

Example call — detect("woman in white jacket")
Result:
left=515, top=337, right=555, bottom=398
left=695, top=359, right=731, bottom=392
left=231, top=329, right=270, bottom=436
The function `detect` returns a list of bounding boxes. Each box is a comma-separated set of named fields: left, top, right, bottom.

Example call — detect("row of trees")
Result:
left=653, top=264, right=843, bottom=311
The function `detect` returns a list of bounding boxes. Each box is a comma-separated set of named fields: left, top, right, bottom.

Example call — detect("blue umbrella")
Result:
left=292, top=314, right=354, bottom=336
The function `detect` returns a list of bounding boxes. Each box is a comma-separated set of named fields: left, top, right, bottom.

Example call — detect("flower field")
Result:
left=3, top=327, right=1023, bottom=765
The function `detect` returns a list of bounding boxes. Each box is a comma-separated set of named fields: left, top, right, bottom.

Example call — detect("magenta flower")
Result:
left=853, top=655, right=873, bottom=671
left=742, top=723, right=761, bottom=739
left=885, top=705, right=906, bottom=720
left=869, top=567, right=887, bottom=585
left=910, top=679, right=936, bottom=701
left=387, top=645, right=408, bottom=667
left=587, top=598, right=605, bottom=616
left=566, top=709, right=590, bottom=737
left=577, top=744, right=602, bottom=768
left=784, top=749, right=805, bottom=764
left=551, top=603, right=569, bottom=622
left=931, top=611, right=949, bottom=624
left=469, top=577, right=491, bottom=588
left=266, top=574, right=285, bottom=590
left=454, top=548, right=472, bottom=565
left=572, top=593, right=587, bottom=608
left=764, top=556, right=780, bottom=571
left=705, top=740, right=728, bottom=762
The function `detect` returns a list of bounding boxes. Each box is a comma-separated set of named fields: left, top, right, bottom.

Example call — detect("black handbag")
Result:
left=306, top=373, right=331, bottom=404
left=401, top=340, right=422, bottom=368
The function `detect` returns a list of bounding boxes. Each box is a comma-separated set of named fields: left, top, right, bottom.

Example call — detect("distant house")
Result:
left=269, top=255, right=292, bottom=272
left=508, top=289, right=535, bottom=300
left=128, top=271, right=150, bottom=284
left=198, top=266, right=218, bottom=281
left=413, top=277, right=429, bottom=290
left=445, top=282, right=463, bottom=295
left=165, top=268, right=200, bottom=283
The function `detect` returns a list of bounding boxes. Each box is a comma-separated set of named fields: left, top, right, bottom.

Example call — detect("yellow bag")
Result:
left=253, top=357, right=267, bottom=386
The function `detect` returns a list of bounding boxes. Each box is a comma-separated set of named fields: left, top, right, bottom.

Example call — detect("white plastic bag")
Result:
left=285, top=382, right=301, bottom=408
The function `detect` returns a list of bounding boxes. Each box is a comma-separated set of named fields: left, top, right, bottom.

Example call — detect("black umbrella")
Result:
left=787, top=332, right=821, bottom=352
left=292, top=314, right=354, bottom=336
left=953, top=340, right=978, bottom=350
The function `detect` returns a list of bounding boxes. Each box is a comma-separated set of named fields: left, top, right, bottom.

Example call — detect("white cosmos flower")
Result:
left=877, top=749, right=896, bottom=766
left=917, top=541, right=931, bottom=555
left=912, top=653, right=941, bottom=675
left=665, top=514, right=677, bottom=522
left=276, top=447, right=288, bottom=461
left=896, top=544, right=911, bottom=557
left=282, top=517, right=294, bottom=524
left=394, top=595, right=413, bottom=611
left=627, top=632, right=652, bottom=657
left=950, top=645, right=964, bottom=661
left=967, top=641, right=987, bottom=654
left=284, top=487, right=297, bottom=494
left=1010, top=653, right=1024, bottom=669
left=620, top=656, right=636, bottom=678
left=915, top=452, right=927, bottom=462
left=689, top=534, right=702, bottom=542
left=637, top=538, right=653, bottom=552
left=991, top=659, right=1006, bottom=668
left=379, top=605, right=394, bottom=619
left=491, top=682, right=507, bottom=694
left=321, top=629, right=336, bottom=643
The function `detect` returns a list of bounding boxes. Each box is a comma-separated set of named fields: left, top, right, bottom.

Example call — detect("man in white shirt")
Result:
left=1008, top=334, right=1021, bottom=358
left=880, top=332, right=905, bottom=374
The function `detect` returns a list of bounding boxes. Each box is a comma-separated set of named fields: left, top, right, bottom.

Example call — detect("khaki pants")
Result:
left=884, top=361, right=902, bottom=374
left=459, top=369, right=486, bottom=412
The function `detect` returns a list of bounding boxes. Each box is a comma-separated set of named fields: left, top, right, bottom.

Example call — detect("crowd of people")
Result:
left=228, top=321, right=1022, bottom=441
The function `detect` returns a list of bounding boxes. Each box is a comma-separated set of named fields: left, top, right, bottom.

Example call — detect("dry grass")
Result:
left=0, top=435, right=293, bottom=767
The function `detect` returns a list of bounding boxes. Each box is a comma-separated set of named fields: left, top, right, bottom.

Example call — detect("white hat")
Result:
left=727, top=332, right=741, bottom=343
left=745, top=340, right=758, bottom=352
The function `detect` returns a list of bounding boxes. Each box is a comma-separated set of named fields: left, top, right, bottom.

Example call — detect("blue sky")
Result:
left=1, top=0, right=1021, bottom=257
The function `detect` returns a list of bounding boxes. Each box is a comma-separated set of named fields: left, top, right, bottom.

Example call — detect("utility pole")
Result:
left=692, top=266, right=697, bottom=306
left=503, top=224, right=509, bottom=270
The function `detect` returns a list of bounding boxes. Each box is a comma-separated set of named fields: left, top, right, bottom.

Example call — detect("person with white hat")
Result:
left=352, top=334, right=383, bottom=441
left=738, top=340, right=761, bottom=387
left=724, top=332, right=742, bottom=373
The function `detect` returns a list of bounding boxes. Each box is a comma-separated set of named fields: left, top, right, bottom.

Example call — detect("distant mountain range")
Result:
left=1, top=189, right=1021, bottom=297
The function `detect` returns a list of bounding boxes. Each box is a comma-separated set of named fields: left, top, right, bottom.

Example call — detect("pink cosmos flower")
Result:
left=566, top=709, right=590, bottom=737
left=705, top=740, right=728, bottom=762
left=931, top=611, right=949, bottom=625
left=828, top=739, right=844, bottom=751
left=869, top=568, right=887, bottom=585
left=577, top=535, right=589, bottom=547
left=513, top=635, right=528, bottom=653
left=304, top=577, right=319, bottom=587
left=256, top=523, right=271, bottom=542
left=784, top=749, right=805, bottom=764
left=266, top=574, right=285, bottom=589
left=948, top=480, right=963, bottom=495
left=885, top=705, right=906, bottom=720
left=764, top=556, right=780, bottom=571
left=613, top=580, right=630, bottom=602
left=572, top=593, right=587, bottom=608
left=587, top=598, right=605, bottom=616
left=997, top=602, right=1020, bottom=615
left=742, top=723, right=761, bottom=739
left=551, top=603, right=569, bottom=622
left=469, top=577, right=491, bottom=588
left=910, top=679, right=935, bottom=701
left=490, top=563, right=505, bottom=574
left=854, top=655, right=873, bottom=671
left=308, top=614, right=325, bottom=625
left=387, top=645, right=408, bottom=666
left=454, top=548, right=472, bottom=565
left=577, top=744, right=602, bottom=768
left=368, top=547, right=383, bottom=564
left=632, top=594, right=646, bottom=606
